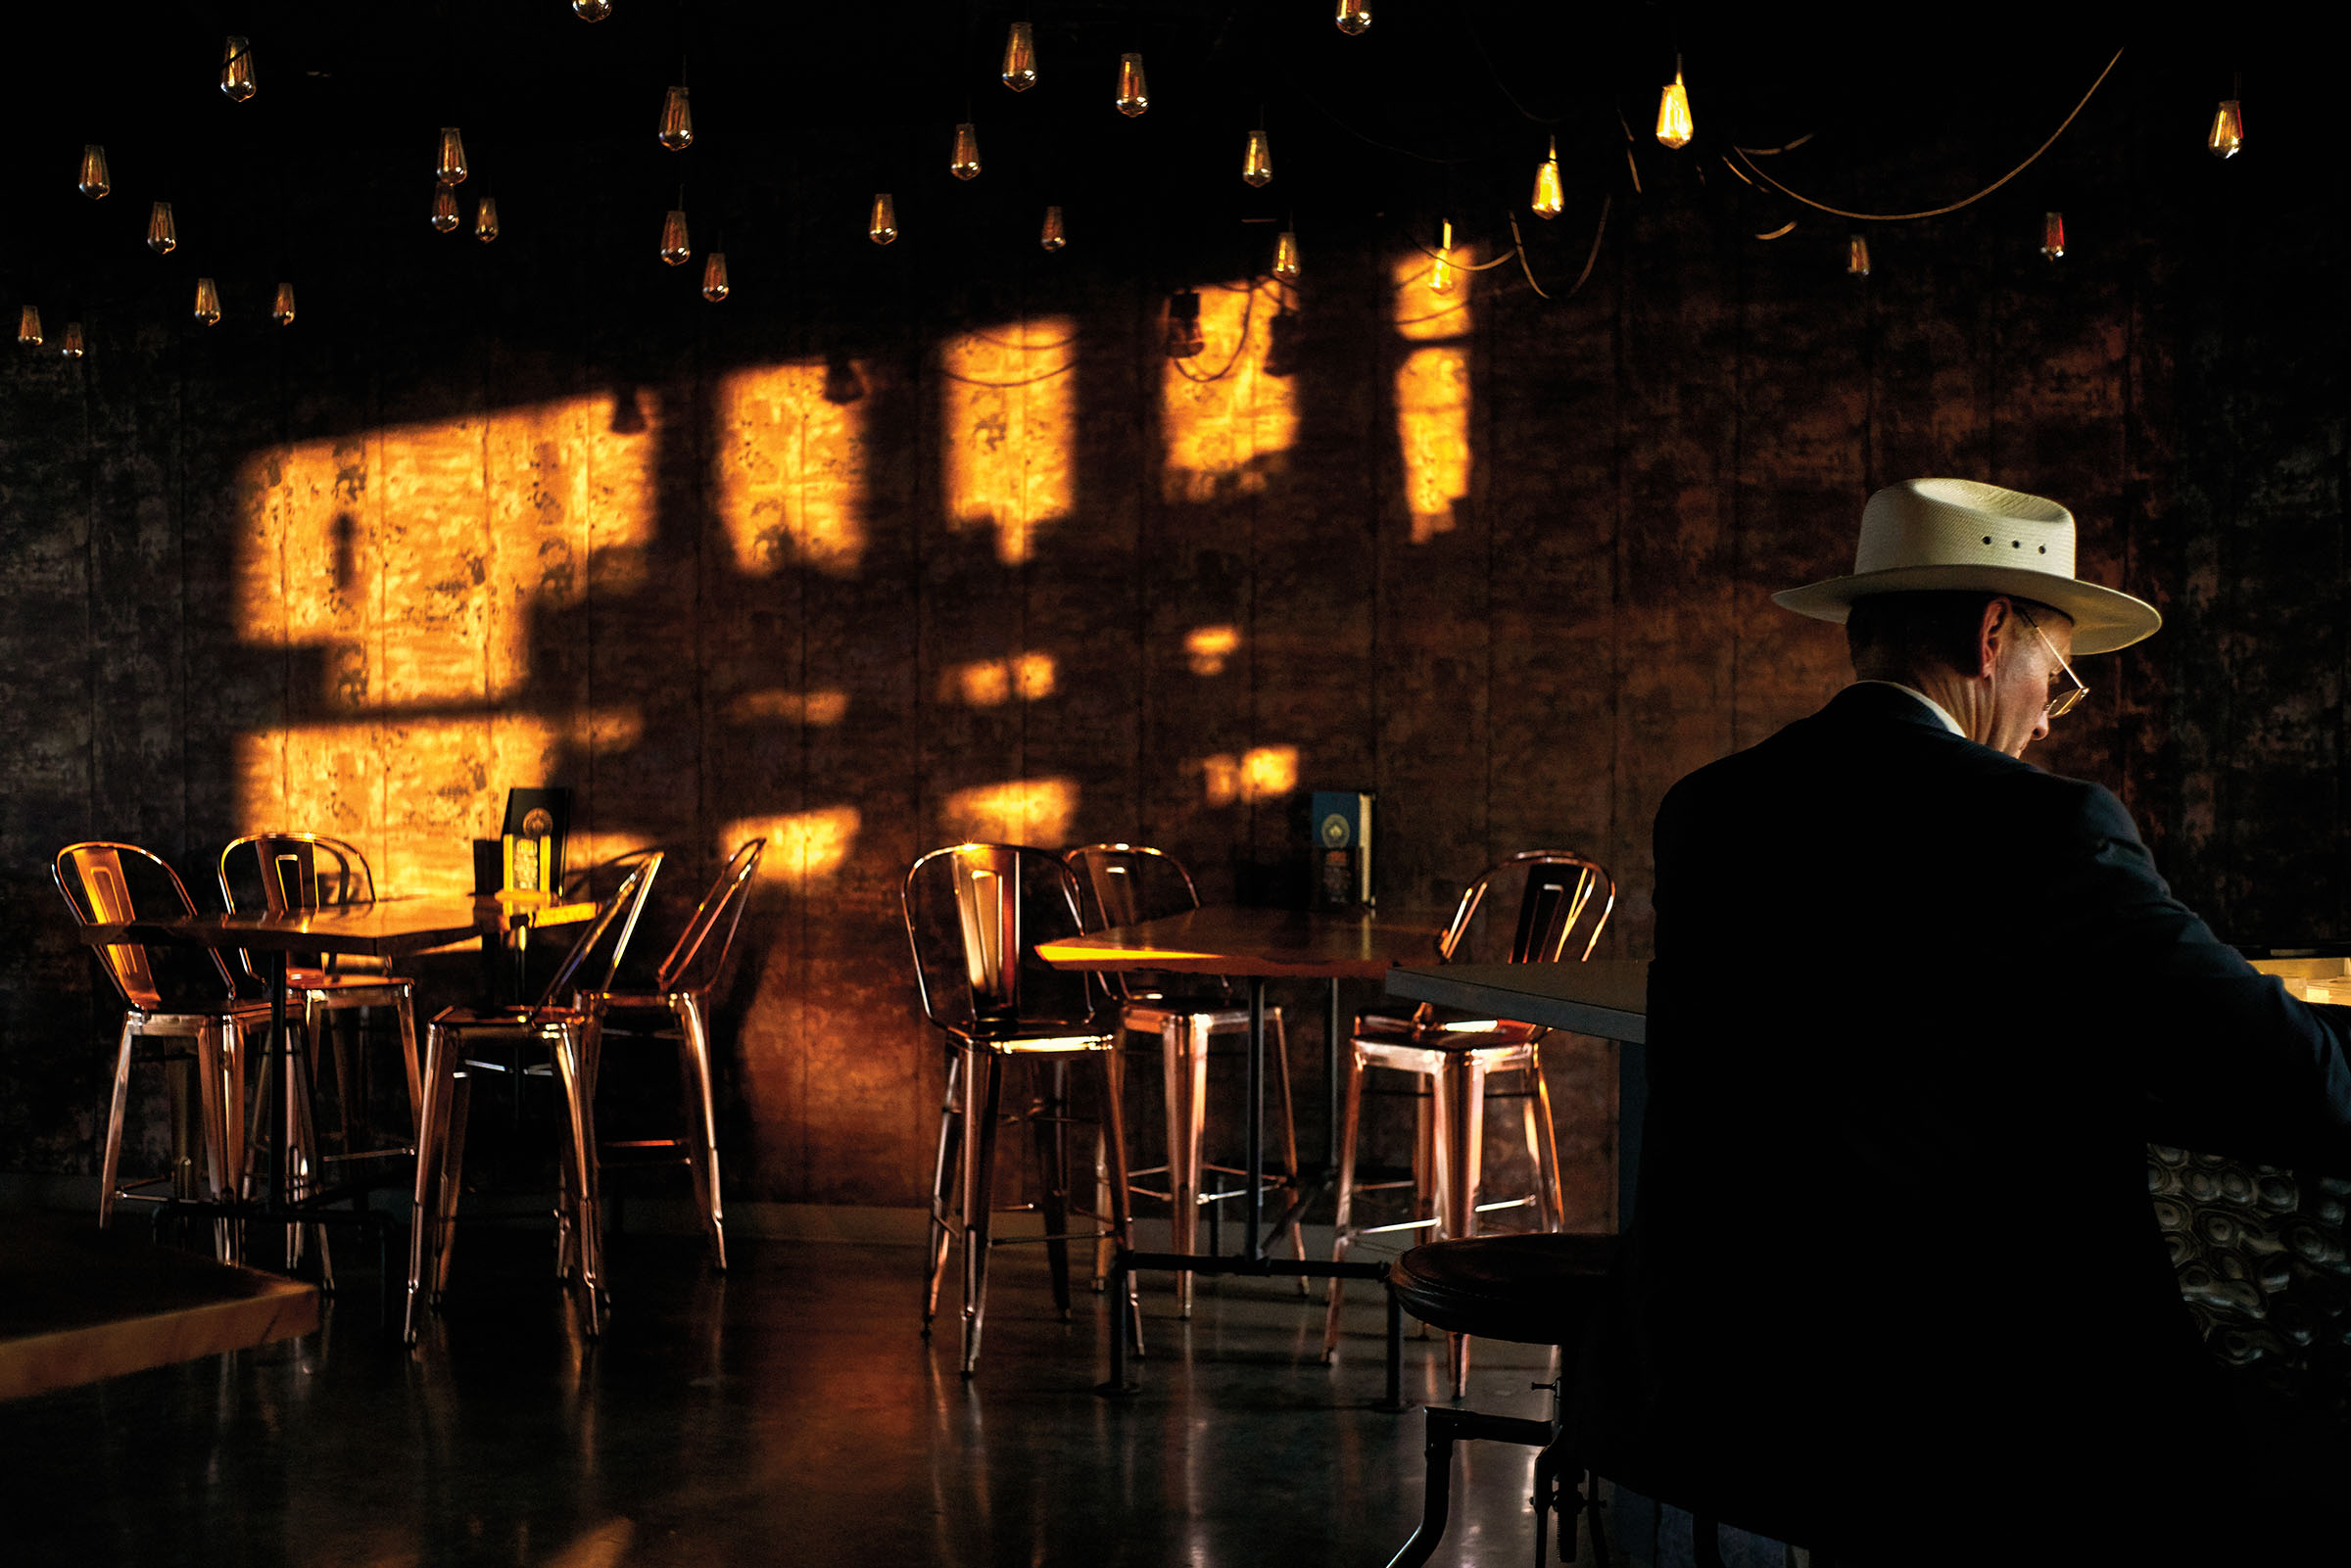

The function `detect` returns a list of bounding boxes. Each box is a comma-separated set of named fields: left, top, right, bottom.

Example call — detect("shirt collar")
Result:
left=1848, top=680, right=1965, bottom=738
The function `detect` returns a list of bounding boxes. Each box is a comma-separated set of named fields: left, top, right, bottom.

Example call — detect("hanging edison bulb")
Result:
left=475, top=195, right=500, bottom=242
left=437, top=127, right=468, bottom=184
left=2209, top=99, right=2244, bottom=159
left=1656, top=66, right=1694, bottom=150
left=220, top=35, right=257, bottom=102
left=1001, top=21, right=1036, bottom=90
left=658, top=85, right=694, bottom=150
left=193, top=278, right=221, bottom=325
left=950, top=122, right=981, bottom=179
left=272, top=282, right=297, bottom=326
left=574, top=0, right=612, bottom=20
left=78, top=144, right=110, bottom=200
left=2041, top=211, right=2066, bottom=261
left=60, top=321, right=85, bottom=360
left=1428, top=219, right=1457, bottom=295
left=17, top=306, right=41, bottom=348
left=869, top=192, right=898, bottom=244
left=660, top=206, right=691, bottom=264
left=1243, top=127, right=1273, bottom=187
left=1847, top=236, right=1872, bottom=277
left=146, top=201, right=177, bottom=254
left=1531, top=136, right=1563, bottom=218
left=1039, top=205, right=1066, bottom=252
left=1335, top=0, right=1371, bottom=35
left=431, top=182, right=459, bottom=231
left=1165, top=290, right=1205, bottom=358
left=702, top=251, right=730, bottom=302
left=1271, top=229, right=1301, bottom=284
left=1116, top=54, right=1149, bottom=117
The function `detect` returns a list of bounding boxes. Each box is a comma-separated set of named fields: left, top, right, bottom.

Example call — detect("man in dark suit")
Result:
left=1620, top=479, right=2351, bottom=1555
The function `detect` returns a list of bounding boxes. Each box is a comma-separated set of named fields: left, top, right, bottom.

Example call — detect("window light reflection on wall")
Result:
left=1184, top=626, right=1239, bottom=675
left=944, top=779, right=1076, bottom=846
left=1393, top=252, right=1472, bottom=544
left=941, top=318, right=1076, bottom=564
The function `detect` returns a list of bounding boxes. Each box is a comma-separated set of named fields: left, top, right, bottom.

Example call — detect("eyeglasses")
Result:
left=2012, top=602, right=2087, bottom=720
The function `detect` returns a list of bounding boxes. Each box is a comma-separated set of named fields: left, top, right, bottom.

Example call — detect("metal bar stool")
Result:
left=904, top=843, right=1140, bottom=1376
left=53, top=842, right=275, bottom=1263
left=219, top=832, right=424, bottom=1278
left=405, top=855, right=661, bottom=1344
left=1063, top=843, right=1308, bottom=1316
left=577, top=836, right=765, bottom=1272
left=1326, top=851, right=1615, bottom=1395
left=1381, top=1232, right=1621, bottom=1568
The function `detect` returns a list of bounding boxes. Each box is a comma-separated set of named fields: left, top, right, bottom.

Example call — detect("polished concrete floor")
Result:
left=0, top=1219, right=1686, bottom=1568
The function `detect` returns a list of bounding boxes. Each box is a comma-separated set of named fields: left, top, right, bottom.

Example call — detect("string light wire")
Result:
left=1726, top=47, right=2125, bottom=221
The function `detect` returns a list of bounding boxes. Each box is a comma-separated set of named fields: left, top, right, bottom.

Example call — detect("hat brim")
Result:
left=1771, top=566, right=2161, bottom=655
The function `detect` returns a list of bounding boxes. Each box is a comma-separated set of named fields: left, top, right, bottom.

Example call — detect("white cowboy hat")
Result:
left=1772, top=478, right=2161, bottom=654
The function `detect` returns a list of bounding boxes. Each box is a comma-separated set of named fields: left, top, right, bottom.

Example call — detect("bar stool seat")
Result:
left=1388, top=1230, right=1620, bottom=1345
left=1383, top=1232, right=1620, bottom=1568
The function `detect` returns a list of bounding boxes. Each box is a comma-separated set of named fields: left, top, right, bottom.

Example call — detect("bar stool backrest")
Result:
left=655, top=837, right=766, bottom=996
left=1061, top=842, right=1226, bottom=1003
left=903, top=843, right=1099, bottom=1038
left=1438, top=851, right=1616, bottom=968
left=53, top=841, right=238, bottom=1012
left=216, top=832, right=378, bottom=980
left=536, top=853, right=662, bottom=1023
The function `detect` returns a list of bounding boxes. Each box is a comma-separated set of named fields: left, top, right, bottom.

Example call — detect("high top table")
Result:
left=78, top=894, right=592, bottom=1280
left=1037, top=904, right=1448, bottom=1398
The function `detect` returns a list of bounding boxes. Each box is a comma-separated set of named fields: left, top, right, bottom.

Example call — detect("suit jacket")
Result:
left=1615, top=682, right=2351, bottom=1544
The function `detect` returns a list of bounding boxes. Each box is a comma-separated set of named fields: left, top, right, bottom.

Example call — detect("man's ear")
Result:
left=1974, top=596, right=2010, bottom=680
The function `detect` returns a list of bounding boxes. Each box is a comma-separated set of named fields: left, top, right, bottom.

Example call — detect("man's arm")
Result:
left=2041, top=778, right=2351, bottom=1168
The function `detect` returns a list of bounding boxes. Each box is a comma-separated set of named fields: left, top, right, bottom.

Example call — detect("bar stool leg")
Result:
left=959, top=1045, right=1004, bottom=1376
left=672, top=991, right=728, bottom=1271
left=1096, top=1042, right=1142, bottom=1358
left=1169, top=1016, right=1209, bottom=1317
left=405, top=1022, right=452, bottom=1345
left=1268, top=1008, right=1309, bottom=1287
left=433, top=1073, right=471, bottom=1297
left=1435, top=1054, right=1489, bottom=1399
left=923, top=1050, right=963, bottom=1333
left=395, top=984, right=423, bottom=1135
left=1035, top=1059, right=1074, bottom=1320
left=552, top=1023, right=603, bottom=1339
left=99, top=1018, right=138, bottom=1230
left=1322, top=1045, right=1367, bottom=1361
left=1528, top=1050, right=1567, bottom=1233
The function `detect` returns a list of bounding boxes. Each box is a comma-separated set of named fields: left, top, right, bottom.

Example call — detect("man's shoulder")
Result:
left=1662, top=692, right=2125, bottom=833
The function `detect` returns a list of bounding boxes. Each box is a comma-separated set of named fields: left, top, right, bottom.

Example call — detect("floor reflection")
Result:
left=2, top=1228, right=1574, bottom=1566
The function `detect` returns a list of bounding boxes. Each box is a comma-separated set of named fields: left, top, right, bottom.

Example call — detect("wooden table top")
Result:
left=1384, top=960, right=1651, bottom=1044
left=78, top=893, right=591, bottom=959
left=1036, top=905, right=1448, bottom=979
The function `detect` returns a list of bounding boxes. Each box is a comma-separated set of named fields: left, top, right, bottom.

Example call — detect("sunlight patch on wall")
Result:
left=727, top=688, right=851, bottom=726
left=1393, top=254, right=1474, bottom=545
left=939, top=651, right=1056, bottom=707
left=231, top=393, right=655, bottom=897
left=942, top=778, right=1077, bottom=845
left=1161, top=280, right=1297, bottom=503
left=1194, top=745, right=1299, bottom=807
left=942, top=318, right=1076, bottom=564
left=725, top=806, right=861, bottom=883
left=715, top=360, right=869, bottom=577
left=1184, top=625, right=1240, bottom=676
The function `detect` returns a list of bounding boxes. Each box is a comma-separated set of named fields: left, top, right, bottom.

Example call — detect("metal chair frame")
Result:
left=1063, top=842, right=1307, bottom=1316
left=405, top=855, right=662, bottom=1344
left=578, top=837, right=766, bottom=1271
left=904, top=842, right=1139, bottom=1376
left=1326, top=851, right=1616, bottom=1392
left=54, top=842, right=276, bottom=1262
